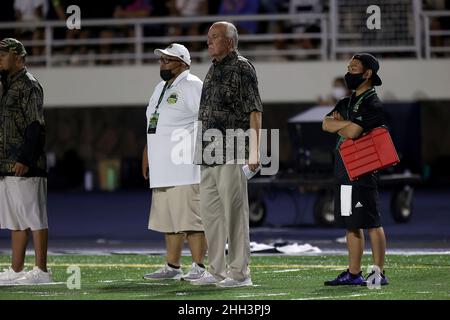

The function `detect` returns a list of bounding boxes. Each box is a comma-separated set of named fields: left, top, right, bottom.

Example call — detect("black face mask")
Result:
left=344, top=72, right=366, bottom=90
left=160, top=69, right=175, bottom=81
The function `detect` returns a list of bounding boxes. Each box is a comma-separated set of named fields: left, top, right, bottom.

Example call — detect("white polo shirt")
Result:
left=146, top=70, right=202, bottom=188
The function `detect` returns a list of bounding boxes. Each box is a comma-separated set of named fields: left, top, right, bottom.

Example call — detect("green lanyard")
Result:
left=147, top=82, right=170, bottom=134
left=153, top=81, right=169, bottom=114
left=336, top=87, right=376, bottom=149
left=346, top=87, right=376, bottom=117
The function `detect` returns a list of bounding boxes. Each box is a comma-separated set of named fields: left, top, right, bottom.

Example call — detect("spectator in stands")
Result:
left=114, top=0, right=152, bottom=61
left=50, top=0, right=90, bottom=64
left=207, top=0, right=222, bottom=15
left=424, top=0, right=450, bottom=57
left=150, top=0, right=170, bottom=16
left=288, top=0, right=323, bottom=59
left=259, top=0, right=281, bottom=33
left=317, top=77, right=351, bottom=106
left=134, top=0, right=170, bottom=47
left=14, top=0, right=48, bottom=62
left=259, top=0, right=290, bottom=58
left=219, top=0, right=259, bottom=34
left=115, top=0, right=152, bottom=18
left=52, top=0, right=121, bottom=65
left=165, top=0, right=208, bottom=55
left=85, top=1, right=123, bottom=65
left=0, top=1, right=16, bottom=40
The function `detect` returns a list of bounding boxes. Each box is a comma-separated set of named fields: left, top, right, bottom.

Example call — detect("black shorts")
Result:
left=334, top=185, right=381, bottom=229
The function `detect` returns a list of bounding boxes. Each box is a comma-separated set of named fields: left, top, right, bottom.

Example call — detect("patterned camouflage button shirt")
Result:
left=195, top=51, right=263, bottom=166
left=0, top=68, right=47, bottom=177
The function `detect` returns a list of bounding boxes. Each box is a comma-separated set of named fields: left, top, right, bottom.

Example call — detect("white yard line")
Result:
left=236, top=293, right=288, bottom=298
left=295, top=293, right=372, bottom=300
left=260, top=269, right=302, bottom=273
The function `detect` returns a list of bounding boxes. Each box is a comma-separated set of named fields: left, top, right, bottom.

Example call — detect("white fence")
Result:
left=0, top=0, right=449, bottom=67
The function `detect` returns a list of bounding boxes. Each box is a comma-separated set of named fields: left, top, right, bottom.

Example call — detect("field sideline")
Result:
left=0, top=254, right=449, bottom=300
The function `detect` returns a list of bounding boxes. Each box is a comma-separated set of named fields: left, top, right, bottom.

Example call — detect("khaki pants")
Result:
left=200, top=164, right=250, bottom=281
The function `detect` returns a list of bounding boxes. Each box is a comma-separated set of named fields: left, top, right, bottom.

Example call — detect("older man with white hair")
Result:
left=191, top=22, right=263, bottom=288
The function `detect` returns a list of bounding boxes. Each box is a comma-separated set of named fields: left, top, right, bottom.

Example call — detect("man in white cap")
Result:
left=142, top=43, right=207, bottom=281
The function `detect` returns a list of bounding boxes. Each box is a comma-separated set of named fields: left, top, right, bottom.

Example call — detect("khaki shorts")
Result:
left=0, top=177, right=48, bottom=231
left=149, top=184, right=203, bottom=233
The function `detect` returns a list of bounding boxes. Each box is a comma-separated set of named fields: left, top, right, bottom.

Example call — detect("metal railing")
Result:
left=330, top=0, right=423, bottom=59
left=0, top=5, right=449, bottom=67
left=422, top=10, right=450, bottom=59
left=0, top=13, right=328, bottom=67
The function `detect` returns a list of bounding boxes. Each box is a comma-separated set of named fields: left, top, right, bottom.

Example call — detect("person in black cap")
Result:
left=322, top=53, right=389, bottom=287
left=0, top=38, right=52, bottom=285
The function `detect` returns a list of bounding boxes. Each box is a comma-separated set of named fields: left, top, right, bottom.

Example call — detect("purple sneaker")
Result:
left=324, top=270, right=365, bottom=286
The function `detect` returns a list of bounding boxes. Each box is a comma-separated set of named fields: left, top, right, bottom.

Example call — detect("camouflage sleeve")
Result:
left=20, top=84, right=45, bottom=126
left=240, top=62, right=263, bottom=114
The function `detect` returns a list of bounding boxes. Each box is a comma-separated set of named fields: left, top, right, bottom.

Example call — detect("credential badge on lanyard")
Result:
left=147, top=82, right=169, bottom=134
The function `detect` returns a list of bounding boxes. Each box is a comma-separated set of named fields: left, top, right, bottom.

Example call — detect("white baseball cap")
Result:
left=154, top=43, right=191, bottom=66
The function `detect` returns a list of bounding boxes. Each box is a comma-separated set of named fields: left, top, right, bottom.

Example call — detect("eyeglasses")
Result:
left=159, top=57, right=179, bottom=64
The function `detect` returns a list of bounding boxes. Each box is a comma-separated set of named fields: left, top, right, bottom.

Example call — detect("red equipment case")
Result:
left=339, top=127, right=400, bottom=181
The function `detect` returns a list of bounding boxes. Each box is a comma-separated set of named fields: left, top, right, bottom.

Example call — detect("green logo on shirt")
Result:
left=167, top=93, right=178, bottom=104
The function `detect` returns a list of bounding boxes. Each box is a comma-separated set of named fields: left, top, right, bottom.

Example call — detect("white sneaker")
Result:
left=216, top=277, right=253, bottom=288
left=190, top=271, right=219, bottom=286
left=143, top=263, right=183, bottom=280
left=14, top=267, right=53, bottom=285
left=0, top=267, right=27, bottom=286
left=181, top=263, right=206, bottom=282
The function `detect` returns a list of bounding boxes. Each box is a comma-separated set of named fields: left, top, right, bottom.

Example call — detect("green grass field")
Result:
left=0, top=254, right=449, bottom=300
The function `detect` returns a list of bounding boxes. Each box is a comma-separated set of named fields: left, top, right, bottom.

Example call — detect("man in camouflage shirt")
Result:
left=191, top=22, right=263, bottom=288
left=0, top=38, right=52, bottom=285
